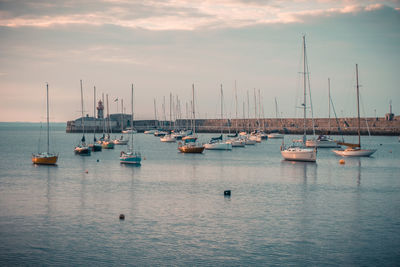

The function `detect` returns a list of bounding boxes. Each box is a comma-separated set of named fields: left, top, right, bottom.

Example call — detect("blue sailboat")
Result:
left=120, top=84, right=141, bottom=165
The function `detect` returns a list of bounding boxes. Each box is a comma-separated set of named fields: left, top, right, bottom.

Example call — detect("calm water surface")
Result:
left=0, top=123, right=399, bottom=266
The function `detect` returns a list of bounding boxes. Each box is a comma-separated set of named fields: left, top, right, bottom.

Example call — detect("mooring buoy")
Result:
left=119, top=214, right=125, bottom=220
left=224, top=190, right=231, bottom=196
left=339, top=159, right=345, bottom=165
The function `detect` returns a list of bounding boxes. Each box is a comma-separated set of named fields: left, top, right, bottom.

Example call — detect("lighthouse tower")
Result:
left=97, top=100, right=104, bottom=119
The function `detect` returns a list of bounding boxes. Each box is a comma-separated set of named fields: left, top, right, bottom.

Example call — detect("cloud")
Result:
left=0, top=0, right=397, bottom=30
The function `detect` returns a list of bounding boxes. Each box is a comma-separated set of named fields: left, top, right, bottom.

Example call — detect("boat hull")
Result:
left=178, top=145, right=205, bottom=153
left=306, top=139, right=340, bottom=148
left=89, top=143, right=102, bottom=151
left=227, top=139, right=245, bottom=147
left=268, top=133, right=284, bottom=139
left=160, top=135, right=176, bottom=142
left=32, top=154, right=58, bottom=165
left=332, top=148, right=376, bottom=157
left=114, top=140, right=129, bottom=145
left=244, top=139, right=256, bottom=145
left=204, top=142, right=232, bottom=150
left=74, top=146, right=91, bottom=156
left=281, top=148, right=316, bottom=162
left=102, top=142, right=115, bottom=149
left=120, top=152, right=141, bottom=164
left=182, top=136, right=197, bottom=142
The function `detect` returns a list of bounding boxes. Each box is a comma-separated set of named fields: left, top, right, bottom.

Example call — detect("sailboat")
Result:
left=102, top=94, right=115, bottom=149
left=281, top=36, right=316, bottom=162
left=74, top=80, right=91, bottom=156
left=114, top=99, right=129, bottom=145
left=32, top=83, right=59, bottom=165
left=178, top=84, right=205, bottom=153
left=306, top=79, right=340, bottom=148
left=160, top=93, right=176, bottom=143
left=120, top=84, right=142, bottom=164
left=268, top=98, right=284, bottom=139
left=204, top=84, right=232, bottom=150
left=88, top=86, right=102, bottom=151
left=332, top=64, right=376, bottom=157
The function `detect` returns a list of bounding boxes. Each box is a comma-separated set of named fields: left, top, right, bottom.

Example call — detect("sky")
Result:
left=0, top=0, right=399, bottom=122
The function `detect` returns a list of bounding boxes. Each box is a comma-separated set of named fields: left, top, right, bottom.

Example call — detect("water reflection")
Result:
left=280, top=160, right=317, bottom=184
left=343, top=158, right=362, bottom=186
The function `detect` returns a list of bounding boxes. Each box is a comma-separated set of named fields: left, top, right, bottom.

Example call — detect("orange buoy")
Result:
left=339, top=159, right=345, bottom=165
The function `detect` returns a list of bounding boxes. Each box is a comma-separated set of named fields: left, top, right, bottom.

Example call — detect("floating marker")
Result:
left=224, top=190, right=231, bottom=196
left=339, top=159, right=345, bottom=165
left=97, top=159, right=99, bottom=162
left=85, top=170, right=89, bottom=173
left=119, top=214, right=125, bottom=220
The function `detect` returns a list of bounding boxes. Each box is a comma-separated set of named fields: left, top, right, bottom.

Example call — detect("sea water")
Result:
left=0, top=123, right=399, bottom=266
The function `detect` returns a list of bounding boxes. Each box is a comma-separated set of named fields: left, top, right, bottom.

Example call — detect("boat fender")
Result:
left=224, top=190, right=231, bottom=196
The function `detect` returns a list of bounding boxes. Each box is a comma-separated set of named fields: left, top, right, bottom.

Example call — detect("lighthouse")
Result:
left=97, top=100, right=104, bottom=119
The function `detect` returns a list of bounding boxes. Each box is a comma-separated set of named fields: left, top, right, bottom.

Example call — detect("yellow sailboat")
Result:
left=32, top=83, right=58, bottom=165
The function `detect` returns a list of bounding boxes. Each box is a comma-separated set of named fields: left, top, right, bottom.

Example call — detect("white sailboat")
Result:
left=115, top=99, right=129, bottom=145
left=281, top=36, right=316, bottom=162
left=306, top=78, right=340, bottom=148
left=160, top=93, right=176, bottom=143
left=268, top=98, right=284, bottom=139
left=204, top=84, right=232, bottom=150
left=120, top=84, right=142, bottom=164
left=32, top=83, right=59, bottom=165
left=332, top=64, right=376, bottom=157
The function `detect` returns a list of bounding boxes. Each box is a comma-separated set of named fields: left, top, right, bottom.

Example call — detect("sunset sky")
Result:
left=0, top=0, right=399, bottom=122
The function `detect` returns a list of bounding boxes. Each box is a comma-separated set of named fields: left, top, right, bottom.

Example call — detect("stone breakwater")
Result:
left=67, top=116, right=400, bottom=135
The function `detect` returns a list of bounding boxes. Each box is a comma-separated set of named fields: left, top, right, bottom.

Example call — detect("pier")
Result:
left=66, top=116, right=400, bottom=135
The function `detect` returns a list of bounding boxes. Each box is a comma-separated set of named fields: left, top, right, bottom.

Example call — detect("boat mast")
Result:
left=247, top=90, right=250, bottom=132
left=102, top=93, right=105, bottom=135
left=235, top=80, right=238, bottom=133
left=106, top=94, right=110, bottom=138
left=121, top=99, right=124, bottom=132
left=253, top=88, right=257, bottom=122
left=192, top=84, right=196, bottom=135
left=356, top=64, right=361, bottom=147
left=169, top=92, right=172, bottom=131
left=153, top=98, right=157, bottom=128
left=220, top=84, right=223, bottom=135
left=93, top=86, right=96, bottom=141
left=80, top=80, right=85, bottom=142
left=257, top=89, right=261, bottom=129
left=131, top=84, right=134, bottom=151
left=302, top=35, right=307, bottom=144
left=328, top=78, right=331, bottom=132
left=46, top=83, right=50, bottom=153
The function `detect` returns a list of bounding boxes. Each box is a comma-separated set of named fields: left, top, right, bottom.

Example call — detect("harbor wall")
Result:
left=67, top=116, right=400, bottom=135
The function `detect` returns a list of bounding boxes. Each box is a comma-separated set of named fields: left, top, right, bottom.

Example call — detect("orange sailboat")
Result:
left=178, top=84, right=205, bottom=153
left=32, top=83, right=58, bottom=165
